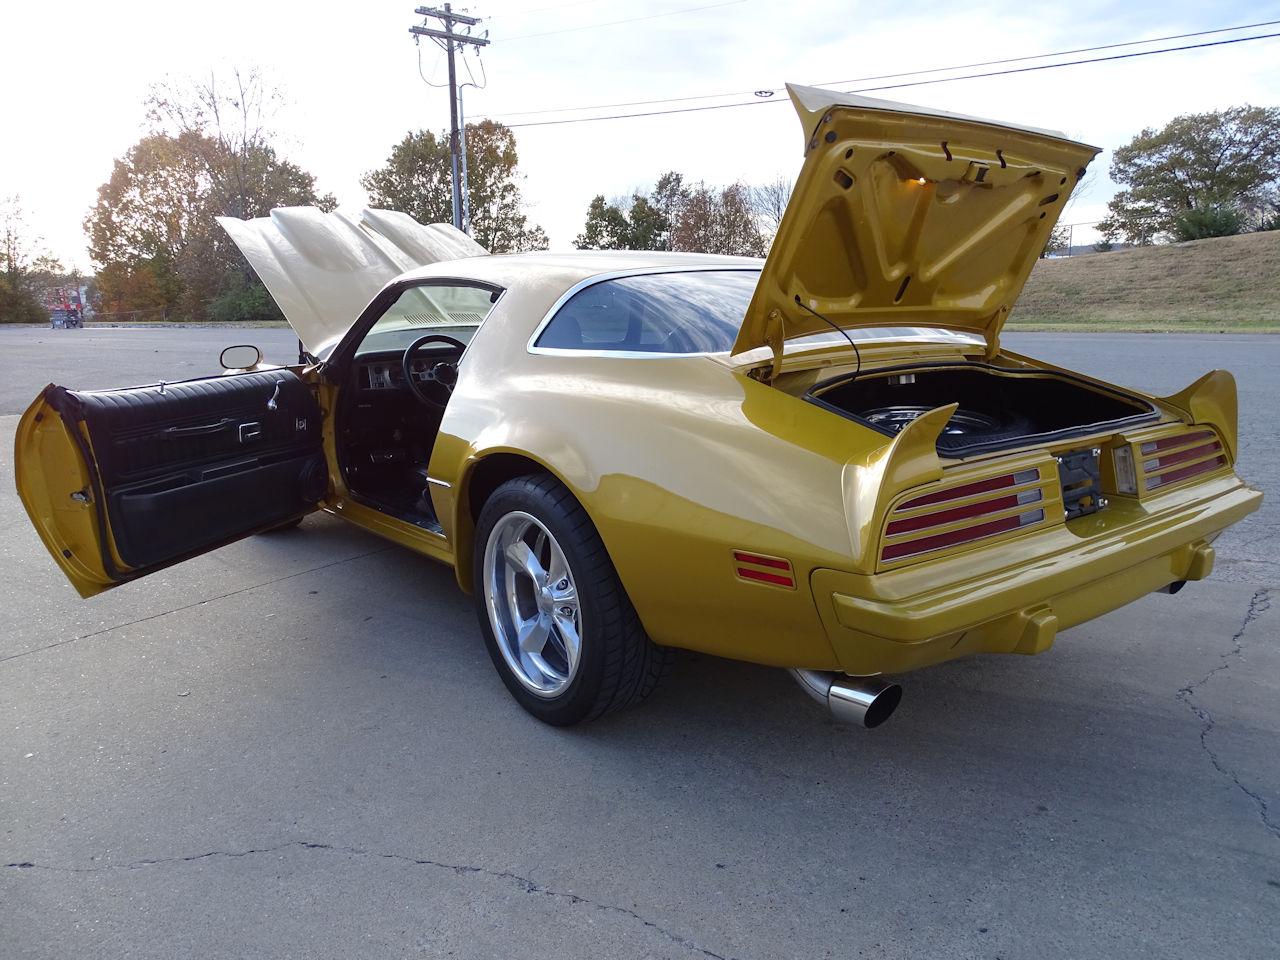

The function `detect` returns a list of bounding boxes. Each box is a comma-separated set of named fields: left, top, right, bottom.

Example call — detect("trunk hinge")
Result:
left=759, top=308, right=786, bottom=384
left=984, top=309, right=1006, bottom=359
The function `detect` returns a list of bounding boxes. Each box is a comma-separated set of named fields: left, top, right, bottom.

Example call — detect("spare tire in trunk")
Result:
left=808, top=362, right=1157, bottom=456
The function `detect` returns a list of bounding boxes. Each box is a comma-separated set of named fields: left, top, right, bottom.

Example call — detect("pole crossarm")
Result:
left=415, top=5, right=481, bottom=25
left=409, top=25, right=490, bottom=46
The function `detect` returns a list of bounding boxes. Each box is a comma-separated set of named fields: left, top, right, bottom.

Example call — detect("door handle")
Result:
left=238, top=422, right=262, bottom=444
left=161, top=418, right=235, bottom=438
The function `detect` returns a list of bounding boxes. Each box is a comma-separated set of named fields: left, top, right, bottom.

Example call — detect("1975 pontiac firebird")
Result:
left=15, top=85, right=1262, bottom=727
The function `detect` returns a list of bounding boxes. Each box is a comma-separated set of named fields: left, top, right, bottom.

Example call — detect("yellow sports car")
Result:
left=14, top=85, right=1262, bottom=727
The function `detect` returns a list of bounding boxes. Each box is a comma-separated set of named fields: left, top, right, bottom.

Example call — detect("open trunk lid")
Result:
left=734, top=84, right=1099, bottom=359
left=218, top=207, right=487, bottom=356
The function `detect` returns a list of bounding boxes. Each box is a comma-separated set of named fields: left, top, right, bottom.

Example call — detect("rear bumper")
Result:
left=811, top=473, right=1263, bottom=675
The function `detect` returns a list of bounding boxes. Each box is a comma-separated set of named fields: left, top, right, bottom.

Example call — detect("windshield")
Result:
left=355, top=282, right=502, bottom=356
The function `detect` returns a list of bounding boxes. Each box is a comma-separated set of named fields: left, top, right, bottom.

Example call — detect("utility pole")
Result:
left=410, top=5, right=489, bottom=233
left=458, top=91, right=471, bottom=233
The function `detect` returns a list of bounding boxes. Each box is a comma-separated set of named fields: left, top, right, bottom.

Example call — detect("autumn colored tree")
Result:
left=576, top=172, right=767, bottom=256
left=1097, top=105, right=1280, bottom=244
left=86, top=69, right=334, bottom=321
left=362, top=120, right=547, bottom=253
left=670, top=181, right=766, bottom=257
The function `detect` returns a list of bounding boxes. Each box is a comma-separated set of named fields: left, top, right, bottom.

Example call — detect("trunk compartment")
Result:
left=807, top=362, right=1157, bottom=457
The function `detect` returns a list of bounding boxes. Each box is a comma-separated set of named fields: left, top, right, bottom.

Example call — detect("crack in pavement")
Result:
left=0, top=547, right=394, bottom=666
left=6, top=840, right=737, bottom=960
left=1177, top=588, right=1277, bottom=841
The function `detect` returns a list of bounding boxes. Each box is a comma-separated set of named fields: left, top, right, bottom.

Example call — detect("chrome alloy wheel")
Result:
left=482, top=511, right=582, bottom=698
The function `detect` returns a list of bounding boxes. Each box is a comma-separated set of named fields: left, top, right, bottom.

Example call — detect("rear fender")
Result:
left=841, top=403, right=955, bottom=570
left=1159, top=370, right=1239, bottom=462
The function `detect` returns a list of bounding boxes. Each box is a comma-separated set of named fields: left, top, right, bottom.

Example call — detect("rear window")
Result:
left=535, top=270, right=760, bottom=355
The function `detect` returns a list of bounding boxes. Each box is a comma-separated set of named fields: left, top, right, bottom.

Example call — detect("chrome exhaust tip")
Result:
left=789, top=669, right=903, bottom=728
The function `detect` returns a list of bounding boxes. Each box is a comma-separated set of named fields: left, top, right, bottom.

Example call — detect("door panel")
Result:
left=15, top=369, right=328, bottom=596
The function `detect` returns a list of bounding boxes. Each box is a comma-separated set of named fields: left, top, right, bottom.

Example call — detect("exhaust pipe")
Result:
left=789, top=669, right=903, bottom=728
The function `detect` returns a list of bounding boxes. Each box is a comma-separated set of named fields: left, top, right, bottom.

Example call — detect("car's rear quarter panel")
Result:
left=431, top=291, right=891, bottom=669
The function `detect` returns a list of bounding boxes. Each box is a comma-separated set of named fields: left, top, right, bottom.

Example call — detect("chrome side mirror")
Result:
left=220, top=344, right=262, bottom=370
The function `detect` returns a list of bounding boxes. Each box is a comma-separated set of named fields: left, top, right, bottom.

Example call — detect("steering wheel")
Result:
left=402, top=334, right=467, bottom=407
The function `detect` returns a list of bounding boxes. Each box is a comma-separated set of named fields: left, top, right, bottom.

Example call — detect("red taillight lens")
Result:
left=882, top=508, right=1044, bottom=562
left=885, top=489, right=1042, bottom=536
left=882, top=469, right=1046, bottom=564
left=1146, top=455, right=1227, bottom=490
left=898, top=468, right=1039, bottom=510
left=1142, top=440, right=1221, bottom=473
left=1139, top=430, right=1215, bottom=456
left=1141, top=429, right=1226, bottom=492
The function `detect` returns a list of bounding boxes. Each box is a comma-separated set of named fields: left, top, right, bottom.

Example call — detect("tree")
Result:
left=1041, top=224, right=1069, bottom=258
left=1169, top=205, right=1244, bottom=241
left=362, top=120, right=547, bottom=253
left=670, top=181, right=767, bottom=257
left=1097, top=105, right=1280, bottom=244
left=575, top=172, right=766, bottom=256
left=85, top=69, right=334, bottom=321
left=751, top=175, right=792, bottom=238
left=575, top=195, right=631, bottom=249
left=146, top=68, right=336, bottom=223
left=1, top=195, right=62, bottom=323
left=575, top=190, right=671, bottom=251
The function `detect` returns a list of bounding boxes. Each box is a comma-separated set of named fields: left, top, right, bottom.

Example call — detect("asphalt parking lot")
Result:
left=1, top=326, right=1277, bottom=959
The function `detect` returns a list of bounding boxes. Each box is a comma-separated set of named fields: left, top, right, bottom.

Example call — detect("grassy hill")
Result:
left=1009, top=231, right=1280, bottom=332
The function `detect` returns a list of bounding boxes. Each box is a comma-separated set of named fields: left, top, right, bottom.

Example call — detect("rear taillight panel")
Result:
left=876, top=424, right=1232, bottom=571
left=878, top=462, right=1059, bottom=569
left=1112, top=426, right=1228, bottom=496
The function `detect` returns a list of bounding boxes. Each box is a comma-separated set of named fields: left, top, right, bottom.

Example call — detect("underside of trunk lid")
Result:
left=734, top=84, right=1100, bottom=360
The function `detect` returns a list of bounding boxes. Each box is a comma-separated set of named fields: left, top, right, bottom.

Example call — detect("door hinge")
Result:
left=70, top=489, right=92, bottom=504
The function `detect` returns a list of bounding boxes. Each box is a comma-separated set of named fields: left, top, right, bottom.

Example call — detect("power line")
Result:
left=486, top=17, right=1280, bottom=119
left=498, top=0, right=747, bottom=42
left=483, top=0, right=612, bottom=20
left=495, top=30, right=1280, bottom=129
left=416, top=42, right=449, bottom=88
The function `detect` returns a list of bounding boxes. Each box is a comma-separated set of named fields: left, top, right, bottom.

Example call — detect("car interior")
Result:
left=333, top=281, right=501, bottom=533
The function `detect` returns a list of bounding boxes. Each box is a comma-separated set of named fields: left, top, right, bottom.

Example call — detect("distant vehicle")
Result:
left=49, top=307, right=82, bottom=330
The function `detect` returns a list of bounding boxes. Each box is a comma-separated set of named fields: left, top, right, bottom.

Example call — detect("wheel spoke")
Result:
left=552, top=612, right=582, bottom=673
left=517, top=612, right=551, bottom=654
left=547, top=545, right=569, bottom=586
left=505, top=537, right=546, bottom=586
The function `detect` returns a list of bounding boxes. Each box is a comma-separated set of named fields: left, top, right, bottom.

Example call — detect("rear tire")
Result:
left=473, top=473, right=671, bottom=726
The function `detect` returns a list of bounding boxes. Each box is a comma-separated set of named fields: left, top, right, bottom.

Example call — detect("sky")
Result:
left=3, top=0, right=1279, bottom=270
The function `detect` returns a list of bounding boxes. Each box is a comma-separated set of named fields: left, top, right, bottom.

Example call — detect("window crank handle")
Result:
left=266, top=380, right=284, bottom=412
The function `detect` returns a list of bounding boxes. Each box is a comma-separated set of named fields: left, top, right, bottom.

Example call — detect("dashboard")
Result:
left=356, top=349, right=460, bottom=393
